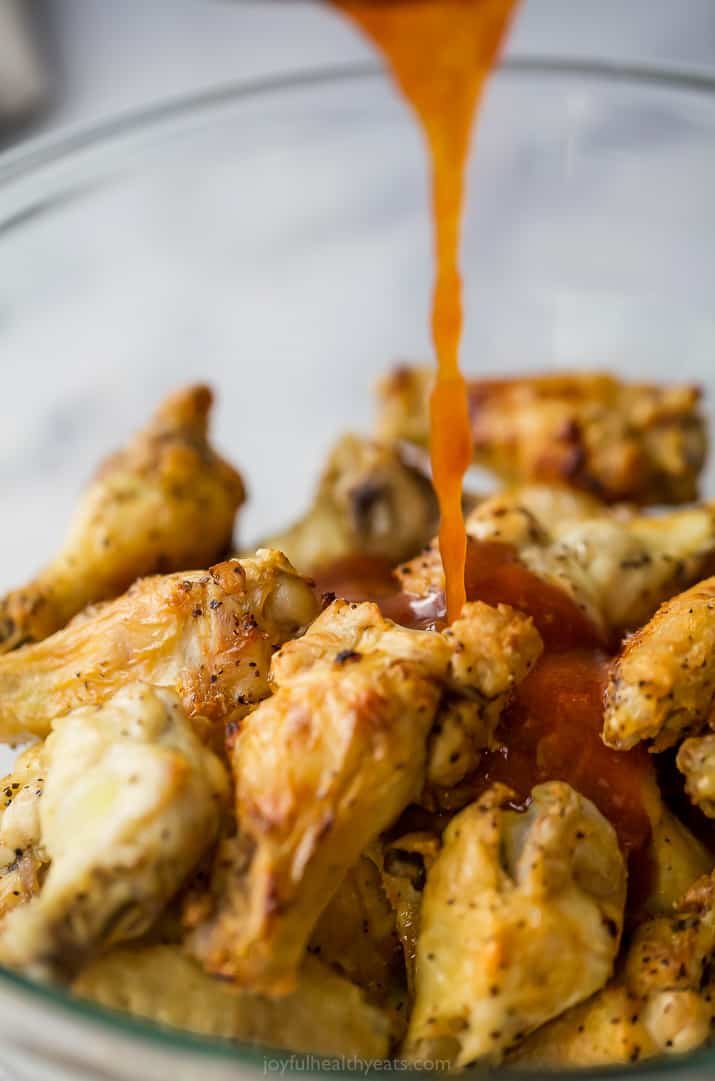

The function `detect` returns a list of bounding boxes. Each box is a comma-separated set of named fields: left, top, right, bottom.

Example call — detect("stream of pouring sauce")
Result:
left=335, top=0, right=518, bottom=621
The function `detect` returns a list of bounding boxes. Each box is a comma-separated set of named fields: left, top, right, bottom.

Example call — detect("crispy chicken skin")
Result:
left=425, top=602, right=542, bottom=793
left=377, top=367, right=706, bottom=504
left=510, top=871, right=715, bottom=1067
left=404, top=782, right=626, bottom=1068
left=0, top=550, right=318, bottom=746
left=0, top=685, right=228, bottom=978
left=0, top=745, right=47, bottom=919
left=398, top=493, right=715, bottom=641
left=603, top=577, right=715, bottom=752
left=259, top=433, right=437, bottom=572
left=0, top=385, right=245, bottom=653
left=73, top=948, right=392, bottom=1056
left=186, top=600, right=450, bottom=994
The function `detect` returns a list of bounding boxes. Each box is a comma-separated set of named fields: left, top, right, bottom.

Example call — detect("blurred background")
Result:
left=3, top=0, right=715, bottom=144
left=1, top=0, right=715, bottom=589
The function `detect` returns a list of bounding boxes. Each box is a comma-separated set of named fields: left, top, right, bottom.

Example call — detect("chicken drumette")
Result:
left=0, top=385, right=245, bottom=653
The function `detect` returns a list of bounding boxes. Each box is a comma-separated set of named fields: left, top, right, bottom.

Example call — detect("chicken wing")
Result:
left=0, top=550, right=318, bottom=746
left=509, top=870, right=715, bottom=1067
left=186, top=599, right=450, bottom=994
left=404, top=782, right=626, bottom=1068
left=398, top=493, right=715, bottom=644
left=425, top=601, right=542, bottom=794
left=73, top=947, right=392, bottom=1057
left=0, top=744, right=47, bottom=919
left=0, top=385, right=245, bottom=653
left=603, top=577, right=715, bottom=752
left=0, top=684, right=228, bottom=978
left=377, top=367, right=706, bottom=504
left=258, top=433, right=437, bottom=573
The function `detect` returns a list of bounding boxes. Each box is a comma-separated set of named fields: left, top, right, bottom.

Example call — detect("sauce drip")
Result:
left=334, top=0, right=518, bottom=620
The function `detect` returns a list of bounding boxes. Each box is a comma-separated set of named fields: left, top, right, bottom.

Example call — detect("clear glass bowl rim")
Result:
left=2, top=55, right=715, bottom=1077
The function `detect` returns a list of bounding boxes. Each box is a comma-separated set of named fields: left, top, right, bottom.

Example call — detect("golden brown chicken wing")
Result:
left=186, top=599, right=450, bottom=994
left=0, top=385, right=245, bottom=653
left=377, top=367, right=706, bottom=504
left=73, top=947, right=393, bottom=1056
left=398, top=493, right=715, bottom=644
left=259, top=433, right=437, bottom=573
left=0, top=550, right=318, bottom=746
left=404, top=782, right=626, bottom=1068
left=603, top=577, right=715, bottom=752
left=0, top=685, right=228, bottom=978
left=509, top=871, right=715, bottom=1067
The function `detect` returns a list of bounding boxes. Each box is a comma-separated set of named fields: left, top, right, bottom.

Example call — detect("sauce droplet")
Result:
left=334, top=0, right=519, bottom=621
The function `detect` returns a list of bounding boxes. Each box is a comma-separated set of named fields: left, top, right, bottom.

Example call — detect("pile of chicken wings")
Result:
left=0, top=372, right=714, bottom=1069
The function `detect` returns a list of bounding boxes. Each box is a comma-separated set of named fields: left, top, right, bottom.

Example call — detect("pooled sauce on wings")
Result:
left=474, top=651, right=654, bottom=856
left=334, top=0, right=518, bottom=622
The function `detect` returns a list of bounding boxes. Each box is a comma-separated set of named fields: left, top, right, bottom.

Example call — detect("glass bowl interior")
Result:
left=0, top=58, right=715, bottom=1080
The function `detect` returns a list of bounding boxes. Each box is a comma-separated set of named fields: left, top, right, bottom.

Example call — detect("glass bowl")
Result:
left=1, top=56, right=715, bottom=1081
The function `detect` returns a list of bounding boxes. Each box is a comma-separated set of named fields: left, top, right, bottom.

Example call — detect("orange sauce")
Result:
left=335, top=0, right=518, bottom=620
left=475, top=651, right=654, bottom=856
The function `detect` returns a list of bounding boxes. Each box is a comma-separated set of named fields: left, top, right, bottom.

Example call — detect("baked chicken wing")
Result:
left=0, top=684, right=228, bottom=978
left=510, top=871, right=715, bottom=1067
left=259, top=433, right=437, bottom=573
left=0, top=385, right=245, bottom=653
left=425, top=601, right=542, bottom=794
left=377, top=367, right=706, bottom=504
left=603, top=577, right=715, bottom=752
left=398, top=493, right=715, bottom=644
left=73, top=947, right=392, bottom=1057
left=186, top=599, right=450, bottom=994
left=404, top=782, right=626, bottom=1068
left=0, top=550, right=318, bottom=746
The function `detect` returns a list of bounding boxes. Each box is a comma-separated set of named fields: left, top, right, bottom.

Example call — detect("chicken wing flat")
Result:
left=0, top=550, right=318, bottom=746
left=509, top=871, right=715, bottom=1067
left=0, top=745, right=46, bottom=919
left=377, top=367, right=706, bottom=504
left=73, top=947, right=392, bottom=1057
left=404, top=782, right=626, bottom=1068
left=0, top=385, right=245, bottom=654
left=398, top=493, right=715, bottom=645
left=186, top=599, right=450, bottom=994
left=259, top=433, right=437, bottom=573
left=0, top=685, right=227, bottom=978
left=603, top=577, right=715, bottom=752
